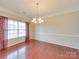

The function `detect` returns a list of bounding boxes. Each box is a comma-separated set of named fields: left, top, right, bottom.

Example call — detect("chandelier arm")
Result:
left=32, top=0, right=44, bottom=24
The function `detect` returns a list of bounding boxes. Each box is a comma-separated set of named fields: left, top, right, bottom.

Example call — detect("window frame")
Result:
left=8, top=19, right=26, bottom=39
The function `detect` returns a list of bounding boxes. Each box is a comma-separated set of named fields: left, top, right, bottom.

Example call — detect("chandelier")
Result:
left=32, top=2, right=44, bottom=24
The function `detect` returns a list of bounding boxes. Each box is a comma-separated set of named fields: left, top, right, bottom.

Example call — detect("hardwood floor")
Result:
left=0, top=40, right=79, bottom=59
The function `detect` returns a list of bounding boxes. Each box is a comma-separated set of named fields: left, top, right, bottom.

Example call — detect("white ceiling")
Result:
left=0, top=0, right=79, bottom=18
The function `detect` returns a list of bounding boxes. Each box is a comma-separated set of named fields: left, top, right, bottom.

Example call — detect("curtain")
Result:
left=0, top=16, right=8, bottom=50
left=25, top=22, right=30, bottom=42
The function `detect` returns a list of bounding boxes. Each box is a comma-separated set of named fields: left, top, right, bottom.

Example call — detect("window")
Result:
left=18, top=22, right=26, bottom=37
left=8, top=20, right=26, bottom=39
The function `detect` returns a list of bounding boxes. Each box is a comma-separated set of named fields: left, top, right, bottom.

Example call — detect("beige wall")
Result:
left=8, top=37, right=25, bottom=47
left=0, top=6, right=30, bottom=47
left=30, top=11, right=79, bottom=49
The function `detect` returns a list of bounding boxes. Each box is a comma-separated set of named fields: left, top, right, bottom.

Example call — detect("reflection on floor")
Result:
left=0, top=40, right=79, bottom=59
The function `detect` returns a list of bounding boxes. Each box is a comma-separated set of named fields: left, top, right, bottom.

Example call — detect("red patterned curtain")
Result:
left=25, top=22, right=30, bottom=42
left=0, top=16, right=8, bottom=50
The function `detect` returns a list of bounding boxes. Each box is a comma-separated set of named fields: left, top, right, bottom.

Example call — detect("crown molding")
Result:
left=42, top=9, right=79, bottom=18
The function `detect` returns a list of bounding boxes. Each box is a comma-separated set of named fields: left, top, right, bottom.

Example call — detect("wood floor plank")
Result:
left=0, top=40, right=79, bottom=59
